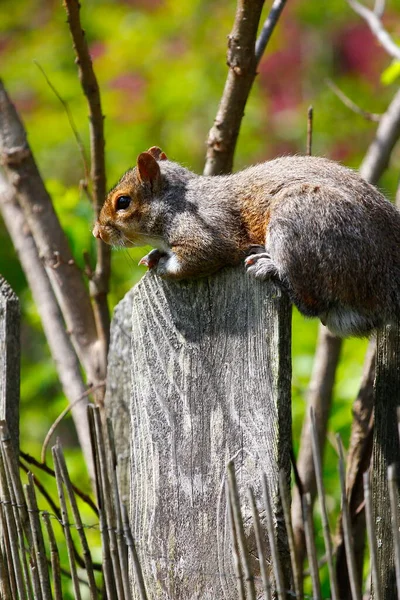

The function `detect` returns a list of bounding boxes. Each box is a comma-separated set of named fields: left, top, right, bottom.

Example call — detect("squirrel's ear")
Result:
left=147, top=146, right=168, bottom=161
left=137, top=152, right=161, bottom=188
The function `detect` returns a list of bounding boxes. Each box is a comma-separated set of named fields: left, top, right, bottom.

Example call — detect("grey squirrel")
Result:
left=93, top=146, right=400, bottom=337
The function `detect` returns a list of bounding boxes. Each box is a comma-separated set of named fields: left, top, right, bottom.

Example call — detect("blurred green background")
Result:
left=1, top=0, right=399, bottom=595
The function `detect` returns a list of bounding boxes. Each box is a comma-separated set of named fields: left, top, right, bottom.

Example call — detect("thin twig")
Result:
left=87, top=406, right=116, bottom=599
left=363, top=471, right=381, bottom=600
left=326, top=79, right=381, bottom=122
left=0, top=506, right=17, bottom=600
left=346, top=0, right=400, bottom=60
left=337, top=435, right=362, bottom=600
left=291, top=326, right=342, bottom=588
left=248, top=487, right=272, bottom=600
left=227, top=462, right=256, bottom=600
left=33, top=60, right=90, bottom=188
left=0, top=447, right=27, bottom=600
left=20, top=451, right=98, bottom=515
left=0, top=422, right=31, bottom=539
left=25, top=474, right=52, bottom=600
left=54, top=442, right=98, bottom=599
left=42, top=512, right=63, bottom=600
left=106, top=420, right=130, bottom=599
left=0, top=536, right=12, bottom=600
left=121, top=504, right=148, bottom=600
left=63, top=0, right=111, bottom=357
left=226, top=480, right=246, bottom=600
left=307, top=106, right=313, bottom=156
left=92, top=408, right=124, bottom=599
left=52, top=446, right=82, bottom=600
left=255, top=0, right=288, bottom=63
left=310, top=408, right=339, bottom=599
left=41, top=382, right=104, bottom=464
left=19, top=460, right=102, bottom=572
left=387, top=464, right=400, bottom=600
left=278, top=471, right=303, bottom=600
left=302, top=493, right=322, bottom=600
left=262, top=474, right=286, bottom=600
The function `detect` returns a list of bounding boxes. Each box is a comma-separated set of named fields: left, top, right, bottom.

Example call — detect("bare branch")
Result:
left=326, top=79, right=381, bottom=123
left=255, top=0, right=288, bottom=63
left=359, top=88, right=400, bottom=183
left=373, top=0, right=386, bottom=19
left=204, top=0, right=287, bottom=175
left=40, top=382, right=105, bottom=465
left=0, top=81, right=105, bottom=393
left=63, top=0, right=111, bottom=353
left=346, top=0, right=400, bottom=60
left=291, top=326, right=342, bottom=587
left=0, top=175, right=94, bottom=475
left=335, top=341, right=375, bottom=596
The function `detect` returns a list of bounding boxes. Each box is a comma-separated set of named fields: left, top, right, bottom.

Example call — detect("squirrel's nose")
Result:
left=92, top=222, right=101, bottom=239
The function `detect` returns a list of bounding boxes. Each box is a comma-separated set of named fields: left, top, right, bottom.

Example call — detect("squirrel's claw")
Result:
left=139, top=249, right=165, bottom=269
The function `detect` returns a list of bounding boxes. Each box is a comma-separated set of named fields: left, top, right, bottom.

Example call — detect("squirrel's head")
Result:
left=92, top=146, right=168, bottom=247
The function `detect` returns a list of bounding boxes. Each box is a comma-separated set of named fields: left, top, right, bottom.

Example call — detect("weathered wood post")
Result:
left=106, top=267, right=292, bottom=599
left=0, top=276, right=20, bottom=451
left=372, top=323, right=400, bottom=600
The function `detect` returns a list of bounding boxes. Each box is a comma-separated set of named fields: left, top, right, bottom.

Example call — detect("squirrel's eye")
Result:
left=116, top=195, right=131, bottom=211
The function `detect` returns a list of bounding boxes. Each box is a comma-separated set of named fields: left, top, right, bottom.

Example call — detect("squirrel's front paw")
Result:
left=245, top=252, right=279, bottom=281
left=139, top=249, right=166, bottom=270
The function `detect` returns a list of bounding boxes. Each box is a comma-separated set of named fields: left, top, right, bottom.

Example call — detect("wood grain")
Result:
left=108, top=267, right=292, bottom=599
left=0, top=276, right=20, bottom=450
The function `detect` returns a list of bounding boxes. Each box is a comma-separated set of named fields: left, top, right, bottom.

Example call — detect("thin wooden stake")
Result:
left=121, top=503, right=148, bottom=600
left=310, top=408, right=339, bottom=599
left=42, top=512, right=63, bottom=600
left=226, top=480, right=246, bottom=600
left=302, top=493, right=322, bottom=600
left=0, top=507, right=14, bottom=600
left=93, top=408, right=124, bottom=599
left=106, top=420, right=130, bottom=599
left=279, top=470, right=303, bottom=599
left=0, top=421, right=32, bottom=545
left=3, top=457, right=33, bottom=600
left=87, top=406, right=116, bottom=600
left=262, top=473, right=286, bottom=599
left=363, top=471, right=381, bottom=600
left=54, top=442, right=98, bottom=600
left=25, top=473, right=52, bottom=600
left=248, top=487, right=272, bottom=600
left=52, top=446, right=82, bottom=600
left=227, top=462, right=257, bottom=600
left=0, top=444, right=27, bottom=600
left=388, top=464, right=400, bottom=600
left=337, top=434, right=362, bottom=600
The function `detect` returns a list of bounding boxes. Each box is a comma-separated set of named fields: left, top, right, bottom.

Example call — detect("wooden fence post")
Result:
left=0, top=276, right=20, bottom=451
left=106, top=267, right=292, bottom=599
left=372, top=323, right=400, bottom=600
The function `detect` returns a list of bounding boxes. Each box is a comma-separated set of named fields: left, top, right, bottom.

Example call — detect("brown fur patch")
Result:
left=239, top=195, right=270, bottom=246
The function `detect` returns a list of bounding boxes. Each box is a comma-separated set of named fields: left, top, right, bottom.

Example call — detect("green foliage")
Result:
left=1, top=0, right=400, bottom=595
